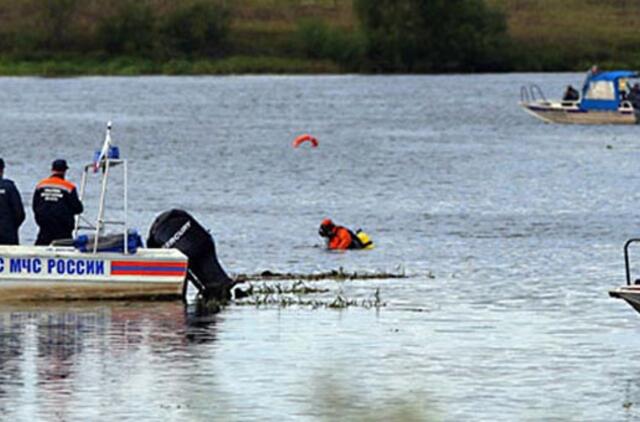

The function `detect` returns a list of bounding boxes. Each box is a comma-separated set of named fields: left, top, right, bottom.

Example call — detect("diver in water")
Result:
left=318, top=218, right=373, bottom=250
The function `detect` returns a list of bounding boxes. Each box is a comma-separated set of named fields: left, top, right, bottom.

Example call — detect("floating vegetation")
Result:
left=234, top=287, right=385, bottom=309
left=234, top=267, right=409, bottom=282
left=238, top=281, right=330, bottom=296
left=328, top=288, right=383, bottom=309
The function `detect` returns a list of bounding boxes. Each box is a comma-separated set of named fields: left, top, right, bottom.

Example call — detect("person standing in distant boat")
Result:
left=584, top=64, right=601, bottom=86
left=628, top=83, right=640, bottom=108
left=562, top=85, right=580, bottom=101
left=33, top=159, right=83, bottom=246
left=0, top=158, right=26, bottom=245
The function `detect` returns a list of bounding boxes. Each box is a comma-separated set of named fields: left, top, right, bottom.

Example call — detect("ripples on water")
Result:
left=1, top=74, right=640, bottom=420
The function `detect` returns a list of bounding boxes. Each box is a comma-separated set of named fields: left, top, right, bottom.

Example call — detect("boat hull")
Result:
left=609, top=286, right=640, bottom=314
left=521, top=102, right=638, bottom=124
left=0, top=245, right=187, bottom=301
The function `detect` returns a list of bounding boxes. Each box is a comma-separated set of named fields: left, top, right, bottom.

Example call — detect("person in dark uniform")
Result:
left=628, top=83, right=640, bottom=108
left=562, top=85, right=580, bottom=101
left=0, top=158, right=26, bottom=245
left=33, top=159, right=83, bottom=246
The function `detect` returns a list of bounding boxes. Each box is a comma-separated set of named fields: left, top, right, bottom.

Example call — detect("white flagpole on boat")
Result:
left=94, top=122, right=113, bottom=252
left=95, top=121, right=112, bottom=172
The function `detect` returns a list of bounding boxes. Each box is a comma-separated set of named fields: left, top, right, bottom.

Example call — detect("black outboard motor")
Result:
left=147, top=209, right=234, bottom=302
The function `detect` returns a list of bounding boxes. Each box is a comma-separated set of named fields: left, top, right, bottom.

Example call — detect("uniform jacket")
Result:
left=32, top=174, right=83, bottom=235
left=0, top=177, right=25, bottom=244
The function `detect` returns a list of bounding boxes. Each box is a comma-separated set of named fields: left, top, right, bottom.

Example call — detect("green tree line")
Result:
left=354, top=0, right=510, bottom=72
left=0, top=0, right=516, bottom=73
left=0, top=0, right=230, bottom=59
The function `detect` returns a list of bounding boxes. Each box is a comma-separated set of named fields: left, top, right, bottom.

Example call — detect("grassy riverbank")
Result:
left=0, top=56, right=340, bottom=77
left=1, top=0, right=640, bottom=75
left=488, top=0, right=640, bottom=71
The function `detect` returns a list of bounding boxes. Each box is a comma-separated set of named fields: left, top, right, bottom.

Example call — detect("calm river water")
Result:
left=1, top=74, right=640, bottom=421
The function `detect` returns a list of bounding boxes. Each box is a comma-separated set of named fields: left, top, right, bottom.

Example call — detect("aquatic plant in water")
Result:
left=234, top=266, right=409, bottom=282
left=233, top=282, right=385, bottom=310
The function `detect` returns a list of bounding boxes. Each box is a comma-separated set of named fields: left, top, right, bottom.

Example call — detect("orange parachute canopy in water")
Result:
left=292, top=134, right=319, bottom=148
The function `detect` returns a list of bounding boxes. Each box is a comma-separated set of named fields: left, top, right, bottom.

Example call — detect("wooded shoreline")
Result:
left=0, top=0, right=638, bottom=76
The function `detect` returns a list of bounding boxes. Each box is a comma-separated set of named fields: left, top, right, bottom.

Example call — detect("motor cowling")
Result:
left=147, top=209, right=234, bottom=302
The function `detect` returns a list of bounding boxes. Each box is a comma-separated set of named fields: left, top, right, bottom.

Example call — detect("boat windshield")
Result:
left=584, top=80, right=616, bottom=100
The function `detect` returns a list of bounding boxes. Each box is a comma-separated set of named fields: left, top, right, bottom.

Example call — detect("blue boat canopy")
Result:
left=588, top=70, right=638, bottom=82
left=580, top=70, right=639, bottom=111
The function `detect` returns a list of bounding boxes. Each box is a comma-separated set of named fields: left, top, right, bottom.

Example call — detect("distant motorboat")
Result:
left=520, top=70, right=640, bottom=124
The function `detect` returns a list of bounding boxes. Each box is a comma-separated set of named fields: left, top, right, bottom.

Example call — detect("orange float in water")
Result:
left=292, top=134, right=318, bottom=148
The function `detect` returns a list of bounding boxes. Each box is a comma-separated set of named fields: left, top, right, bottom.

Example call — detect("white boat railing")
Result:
left=624, top=239, right=640, bottom=286
left=520, top=84, right=548, bottom=103
left=73, top=123, right=129, bottom=254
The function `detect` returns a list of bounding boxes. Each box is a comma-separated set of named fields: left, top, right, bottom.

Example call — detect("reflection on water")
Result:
left=0, top=302, right=218, bottom=421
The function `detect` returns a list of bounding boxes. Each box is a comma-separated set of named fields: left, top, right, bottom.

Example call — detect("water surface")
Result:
left=0, top=74, right=639, bottom=421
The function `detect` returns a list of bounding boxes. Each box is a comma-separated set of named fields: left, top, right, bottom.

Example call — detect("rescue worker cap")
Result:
left=319, top=218, right=335, bottom=238
left=0, top=158, right=4, bottom=170
left=321, top=218, right=333, bottom=227
left=51, top=159, right=69, bottom=171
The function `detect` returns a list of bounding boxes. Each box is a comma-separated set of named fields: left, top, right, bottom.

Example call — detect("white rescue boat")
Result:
left=0, top=123, right=189, bottom=301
